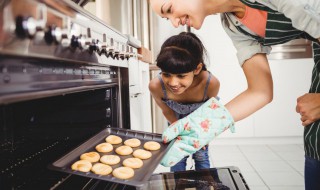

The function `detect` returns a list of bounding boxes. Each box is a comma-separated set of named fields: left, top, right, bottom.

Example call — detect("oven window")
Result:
left=0, top=88, right=118, bottom=189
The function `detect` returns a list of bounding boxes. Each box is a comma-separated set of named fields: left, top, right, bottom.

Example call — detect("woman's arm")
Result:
left=225, top=53, right=273, bottom=122
left=149, top=78, right=178, bottom=124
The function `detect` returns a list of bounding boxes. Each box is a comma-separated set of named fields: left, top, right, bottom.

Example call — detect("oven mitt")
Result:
left=161, top=97, right=235, bottom=167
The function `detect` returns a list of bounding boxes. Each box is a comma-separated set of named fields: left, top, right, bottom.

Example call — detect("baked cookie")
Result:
left=105, top=135, right=122, bottom=144
left=91, top=163, right=112, bottom=175
left=124, top=138, right=141, bottom=148
left=71, top=160, right=92, bottom=172
left=115, top=145, right=133, bottom=156
left=112, top=167, right=134, bottom=179
left=123, top=158, right=143, bottom=169
left=143, top=141, right=161, bottom=151
left=95, top=142, right=113, bottom=153
left=80, top=152, right=100, bottom=162
left=133, top=149, right=152, bottom=160
left=100, top=155, right=121, bottom=165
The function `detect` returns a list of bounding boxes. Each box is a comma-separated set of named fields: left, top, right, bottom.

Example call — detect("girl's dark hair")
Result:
left=156, top=32, right=207, bottom=74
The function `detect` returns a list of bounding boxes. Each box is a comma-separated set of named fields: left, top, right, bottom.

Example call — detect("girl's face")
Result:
left=150, top=0, right=207, bottom=29
left=161, top=71, right=195, bottom=95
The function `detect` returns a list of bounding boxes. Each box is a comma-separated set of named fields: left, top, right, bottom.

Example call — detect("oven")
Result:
left=0, top=0, right=132, bottom=189
left=0, top=1, right=249, bottom=189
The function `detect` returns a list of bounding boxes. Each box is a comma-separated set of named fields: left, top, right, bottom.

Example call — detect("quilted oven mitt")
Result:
left=161, top=97, right=235, bottom=167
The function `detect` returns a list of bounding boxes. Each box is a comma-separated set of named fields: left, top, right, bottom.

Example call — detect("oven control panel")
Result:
left=0, top=0, right=139, bottom=67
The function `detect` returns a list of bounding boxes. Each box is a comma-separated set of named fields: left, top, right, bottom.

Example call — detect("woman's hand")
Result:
left=296, top=93, right=320, bottom=126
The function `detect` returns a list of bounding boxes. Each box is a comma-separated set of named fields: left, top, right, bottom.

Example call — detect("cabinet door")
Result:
left=253, top=59, right=313, bottom=137
left=129, top=58, right=141, bottom=94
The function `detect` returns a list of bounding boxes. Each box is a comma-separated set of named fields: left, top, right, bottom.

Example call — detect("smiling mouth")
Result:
left=181, top=15, right=190, bottom=26
left=169, top=86, right=180, bottom=92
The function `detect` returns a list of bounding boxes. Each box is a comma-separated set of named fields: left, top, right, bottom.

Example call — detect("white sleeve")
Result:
left=220, top=14, right=271, bottom=66
left=266, top=0, right=320, bottom=39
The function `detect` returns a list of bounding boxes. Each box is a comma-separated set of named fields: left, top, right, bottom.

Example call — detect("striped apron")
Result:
left=236, top=0, right=320, bottom=161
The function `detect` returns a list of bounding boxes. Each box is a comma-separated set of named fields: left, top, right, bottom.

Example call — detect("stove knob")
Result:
left=15, top=16, right=37, bottom=38
left=89, top=39, right=101, bottom=53
left=125, top=45, right=131, bottom=60
left=60, top=32, right=70, bottom=47
left=100, top=34, right=108, bottom=56
left=79, top=35, right=88, bottom=50
left=119, top=44, right=126, bottom=60
left=44, top=25, right=62, bottom=44
left=106, top=38, right=115, bottom=58
left=113, top=42, right=120, bottom=60
left=129, top=46, right=134, bottom=57
left=70, top=35, right=79, bottom=48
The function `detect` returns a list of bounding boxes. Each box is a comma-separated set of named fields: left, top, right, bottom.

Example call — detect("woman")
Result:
left=149, top=0, right=320, bottom=189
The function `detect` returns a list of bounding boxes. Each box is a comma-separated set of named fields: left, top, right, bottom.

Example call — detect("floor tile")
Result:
left=239, top=145, right=272, bottom=153
left=244, top=152, right=281, bottom=161
left=209, top=144, right=240, bottom=152
left=269, top=186, right=304, bottom=190
left=287, top=160, right=304, bottom=172
left=268, top=144, right=304, bottom=152
left=277, top=151, right=305, bottom=161
left=212, top=160, right=255, bottom=172
left=210, top=151, right=247, bottom=161
left=259, top=171, right=304, bottom=186
left=250, top=160, right=295, bottom=172
left=249, top=186, right=270, bottom=190
left=241, top=171, right=266, bottom=186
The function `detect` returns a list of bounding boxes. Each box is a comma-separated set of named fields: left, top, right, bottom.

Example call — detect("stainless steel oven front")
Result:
left=0, top=0, right=137, bottom=189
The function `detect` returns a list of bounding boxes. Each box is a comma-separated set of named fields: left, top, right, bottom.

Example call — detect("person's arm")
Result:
left=225, top=53, right=273, bottom=122
left=206, top=74, right=220, bottom=98
left=296, top=93, right=320, bottom=126
left=148, top=77, right=178, bottom=124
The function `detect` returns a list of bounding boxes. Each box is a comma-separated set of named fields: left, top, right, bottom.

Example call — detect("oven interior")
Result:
left=0, top=86, right=121, bottom=189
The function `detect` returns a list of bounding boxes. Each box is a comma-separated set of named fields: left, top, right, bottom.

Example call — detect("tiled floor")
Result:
left=210, top=144, right=305, bottom=190
left=154, top=143, right=305, bottom=190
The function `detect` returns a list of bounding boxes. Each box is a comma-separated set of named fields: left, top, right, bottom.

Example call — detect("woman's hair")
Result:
left=156, top=32, right=208, bottom=74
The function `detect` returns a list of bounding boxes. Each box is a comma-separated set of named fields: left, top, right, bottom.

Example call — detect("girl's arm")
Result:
left=225, top=53, right=273, bottom=122
left=149, top=78, right=178, bottom=124
left=206, top=74, right=220, bottom=99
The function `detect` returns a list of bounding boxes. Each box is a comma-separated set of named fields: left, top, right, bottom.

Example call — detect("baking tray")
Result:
left=49, top=127, right=174, bottom=187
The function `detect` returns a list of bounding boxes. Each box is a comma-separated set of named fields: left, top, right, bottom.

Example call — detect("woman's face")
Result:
left=150, top=0, right=207, bottom=29
left=161, top=71, right=195, bottom=95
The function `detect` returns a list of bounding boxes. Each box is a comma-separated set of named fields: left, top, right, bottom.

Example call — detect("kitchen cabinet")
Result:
left=129, top=60, right=152, bottom=132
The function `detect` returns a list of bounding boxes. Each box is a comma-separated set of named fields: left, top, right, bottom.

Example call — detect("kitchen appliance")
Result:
left=0, top=0, right=249, bottom=189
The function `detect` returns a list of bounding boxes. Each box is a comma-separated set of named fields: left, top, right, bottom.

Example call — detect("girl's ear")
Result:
left=193, top=63, right=203, bottom=75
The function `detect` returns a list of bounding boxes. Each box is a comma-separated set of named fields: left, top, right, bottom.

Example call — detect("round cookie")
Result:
left=143, top=141, right=161, bottom=151
left=91, top=163, right=112, bottom=175
left=80, top=152, right=100, bottom=162
left=100, top=155, right=121, bottom=165
left=133, top=149, right=152, bottom=160
left=95, top=142, right=113, bottom=153
left=105, top=135, right=122, bottom=144
left=71, top=160, right=92, bottom=172
left=115, top=145, right=133, bottom=156
left=124, top=138, right=141, bottom=148
left=112, top=167, right=134, bottom=179
left=123, top=158, right=143, bottom=169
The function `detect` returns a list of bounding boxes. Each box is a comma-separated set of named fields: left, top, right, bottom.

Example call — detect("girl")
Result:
left=149, top=32, right=220, bottom=172
left=149, top=0, right=320, bottom=189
